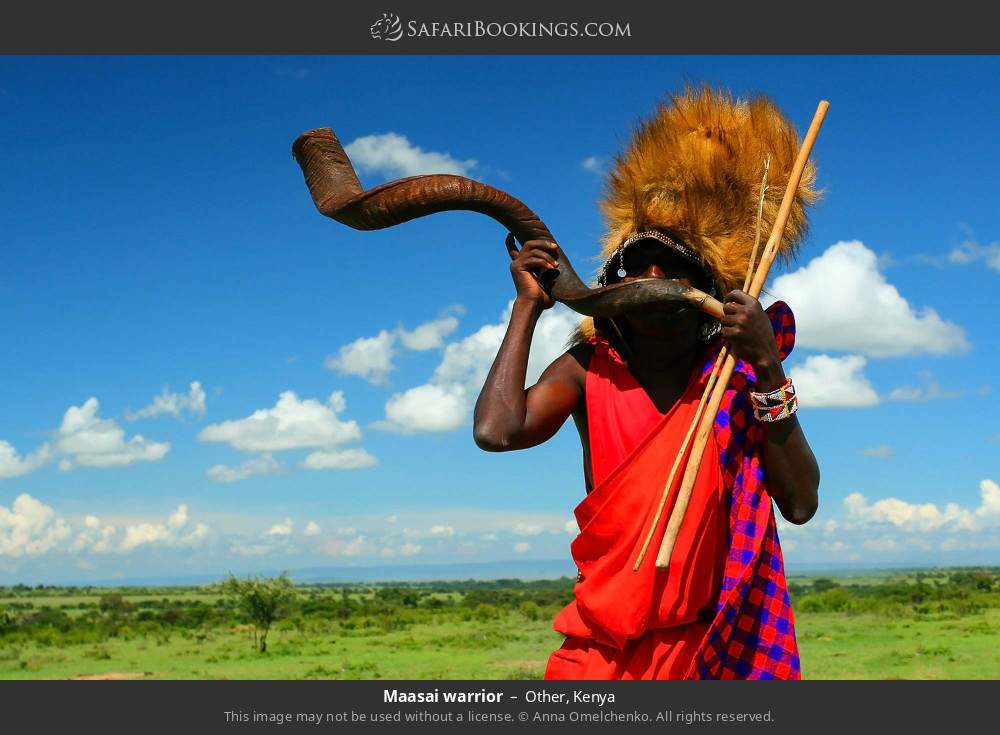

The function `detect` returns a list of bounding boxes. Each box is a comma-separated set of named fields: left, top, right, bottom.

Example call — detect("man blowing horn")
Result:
left=473, top=86, right=821, bottom=680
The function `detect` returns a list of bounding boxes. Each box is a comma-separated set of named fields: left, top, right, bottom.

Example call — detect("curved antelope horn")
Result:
left=291, top=128, right=724, bottom=321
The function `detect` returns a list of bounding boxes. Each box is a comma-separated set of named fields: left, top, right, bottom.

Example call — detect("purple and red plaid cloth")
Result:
left=682, top=300, right=801, bottom=680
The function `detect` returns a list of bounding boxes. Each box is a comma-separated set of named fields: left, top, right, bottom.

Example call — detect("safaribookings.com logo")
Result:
left=370, top=13, right=631, bottom=42
left=370, top=13, right=404, bottom=41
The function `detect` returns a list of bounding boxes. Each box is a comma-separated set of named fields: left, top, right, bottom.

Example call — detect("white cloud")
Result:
left=0, top=441, right=53, bottom=479
left=221, top=519, right=298, bottom=559
left=71, top=516, right=117, bottom=554
left=397, top=315, right=460, bottom=351
left=0, top=494, right=71, bottom=557
left=888, top=370, right=961, bottom=403
left=323, top=535, right=367, bottom=557
left=325, top=330, right=397, bottom=385
left=512, top=523, right=543, bottom=537
left=3, top=395, right=177, bottom=478
left=56, top=398, right=170, bottom=469
left=221, top=507, right=575, bottom=562
left=947, top=238, right=1000, bottom=271
left=6, top=501, right=606, bottom=563
left=119, top=524, right=169, bottom=552
left=90, top=525, right=118, bottom=554
left=168, top=506, right=188, bottom=529
left=114, top=504, right=207, bottom=553
left=206, top=454, right=281, bottom=483
left=267, top=518, right=293, bottom=537
left=2, top=497, right=614, bottom=565
left=859, top=445, right=894, bottom=459
left=381, top=508, right=575, bottom=538
left=126, top=381, right=206, bottom=421
left=0, top=498, right=628, bottom=566
left=770, top=241, right=969, bottom=357
left=564, top=519, right=579, bottom=535
left=198, top=391, right=360, bottom=452
left=302, top=448, right=377, bottom=470
left=399, top=542, right=422, bottom=557
left=863, top=537, right=898, bottom=551
left=374, top=384, right=468, bottom=433
left=432, top=301, right=579, bottom=393
left=325, top=313, right=463, bottom=385
left=581, top=156, right=606, bottom=173
left=374, top=301, right=580, bottom=434
left=344, top=132, right=476, bottom=177
left=788, top=354, right=879, bottom=408
left=229, top=542, right=273, bottom=557
left=843, top=480, right=1000, bottom=533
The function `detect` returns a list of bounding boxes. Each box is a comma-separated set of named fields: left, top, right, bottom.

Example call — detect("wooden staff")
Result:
left=632, top=156, right=772, bottom=572
left=652, top=100, right=830, bottom=570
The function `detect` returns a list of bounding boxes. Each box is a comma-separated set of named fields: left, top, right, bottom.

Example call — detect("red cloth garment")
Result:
left=544, top=334, right=729, bottom=680
left=545, top=302, right=802, bottom=680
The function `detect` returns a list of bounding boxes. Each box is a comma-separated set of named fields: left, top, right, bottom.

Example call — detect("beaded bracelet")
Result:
left=753, top=394, right=799, bottom=422
left=750, top=377, right=799, bottom=423
left=750, top=376, right=795, bottom=407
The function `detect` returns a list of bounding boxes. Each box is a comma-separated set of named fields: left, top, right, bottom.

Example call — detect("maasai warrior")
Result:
left=473, top=86, right=821, bottom=680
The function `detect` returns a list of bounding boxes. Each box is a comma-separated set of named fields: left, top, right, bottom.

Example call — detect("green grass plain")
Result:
left=1, top=568, right=997, bottom=680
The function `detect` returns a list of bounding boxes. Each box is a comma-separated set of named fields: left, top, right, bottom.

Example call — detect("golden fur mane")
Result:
left=568, top=84, right=820, bottom=348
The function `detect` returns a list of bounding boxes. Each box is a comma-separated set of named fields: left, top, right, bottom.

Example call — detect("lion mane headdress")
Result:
left=571, top=84, right=820, bottom=347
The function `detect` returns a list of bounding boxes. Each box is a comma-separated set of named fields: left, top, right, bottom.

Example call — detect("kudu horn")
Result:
left=291, top=128, right=724, bottom=321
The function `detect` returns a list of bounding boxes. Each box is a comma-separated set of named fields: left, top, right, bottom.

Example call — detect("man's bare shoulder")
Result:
left=538, top=341, right=594, bottom=390
left=566, top=341, right=595, bottom=373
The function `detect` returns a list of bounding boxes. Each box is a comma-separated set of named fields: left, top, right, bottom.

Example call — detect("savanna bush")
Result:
left=519, top=601, right=540, bottom=620
left=796, top=587, right=855, bottom=613
left=474, top=603, right=500, bottom=621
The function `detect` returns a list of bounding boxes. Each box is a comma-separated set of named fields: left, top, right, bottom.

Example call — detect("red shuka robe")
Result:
left=544, top=333, right=729, bottom=680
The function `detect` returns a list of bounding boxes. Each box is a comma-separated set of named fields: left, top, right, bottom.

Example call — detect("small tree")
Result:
left=99, top=593, right=134, bottom=619
left=0, top=606, right=17, bottom=635
left=220, top=572, right=297, bottom=653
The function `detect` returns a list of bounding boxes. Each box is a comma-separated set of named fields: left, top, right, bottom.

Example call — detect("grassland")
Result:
left=1, top=568, right=997, bottom=680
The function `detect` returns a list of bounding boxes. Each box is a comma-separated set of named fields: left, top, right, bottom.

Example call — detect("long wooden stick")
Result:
left=654, top=100, right=829, bottom=569
left=632, top=349, right=725, bottom=571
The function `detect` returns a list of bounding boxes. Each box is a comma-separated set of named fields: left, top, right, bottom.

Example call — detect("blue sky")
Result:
left=0, top=56, right=998, bottom=583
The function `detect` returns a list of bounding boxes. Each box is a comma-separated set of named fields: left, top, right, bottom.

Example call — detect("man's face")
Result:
left=617, top=239, right=706, bottom=286
left=615, top=239, right=709, bottom=338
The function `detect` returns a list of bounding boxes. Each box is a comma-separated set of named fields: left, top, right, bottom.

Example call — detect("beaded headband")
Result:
left=598, top=229, right=714, bottom=287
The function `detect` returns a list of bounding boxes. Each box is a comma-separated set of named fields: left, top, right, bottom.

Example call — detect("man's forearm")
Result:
left=472, top=297, right=542, bottom=448
left=754, top=359, right=820, bottom=524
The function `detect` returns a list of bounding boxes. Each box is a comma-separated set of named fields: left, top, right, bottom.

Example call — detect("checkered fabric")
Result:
left=682, top=300, right=801, bottom=680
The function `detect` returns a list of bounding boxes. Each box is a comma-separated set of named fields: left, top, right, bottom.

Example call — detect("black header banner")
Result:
left=2, top=0, right=999, bottom=53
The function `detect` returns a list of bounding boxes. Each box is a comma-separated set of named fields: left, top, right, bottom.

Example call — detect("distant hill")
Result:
left=41, top=558, right=579, bottom=588
left=16, top=559, right=996, bottom=589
